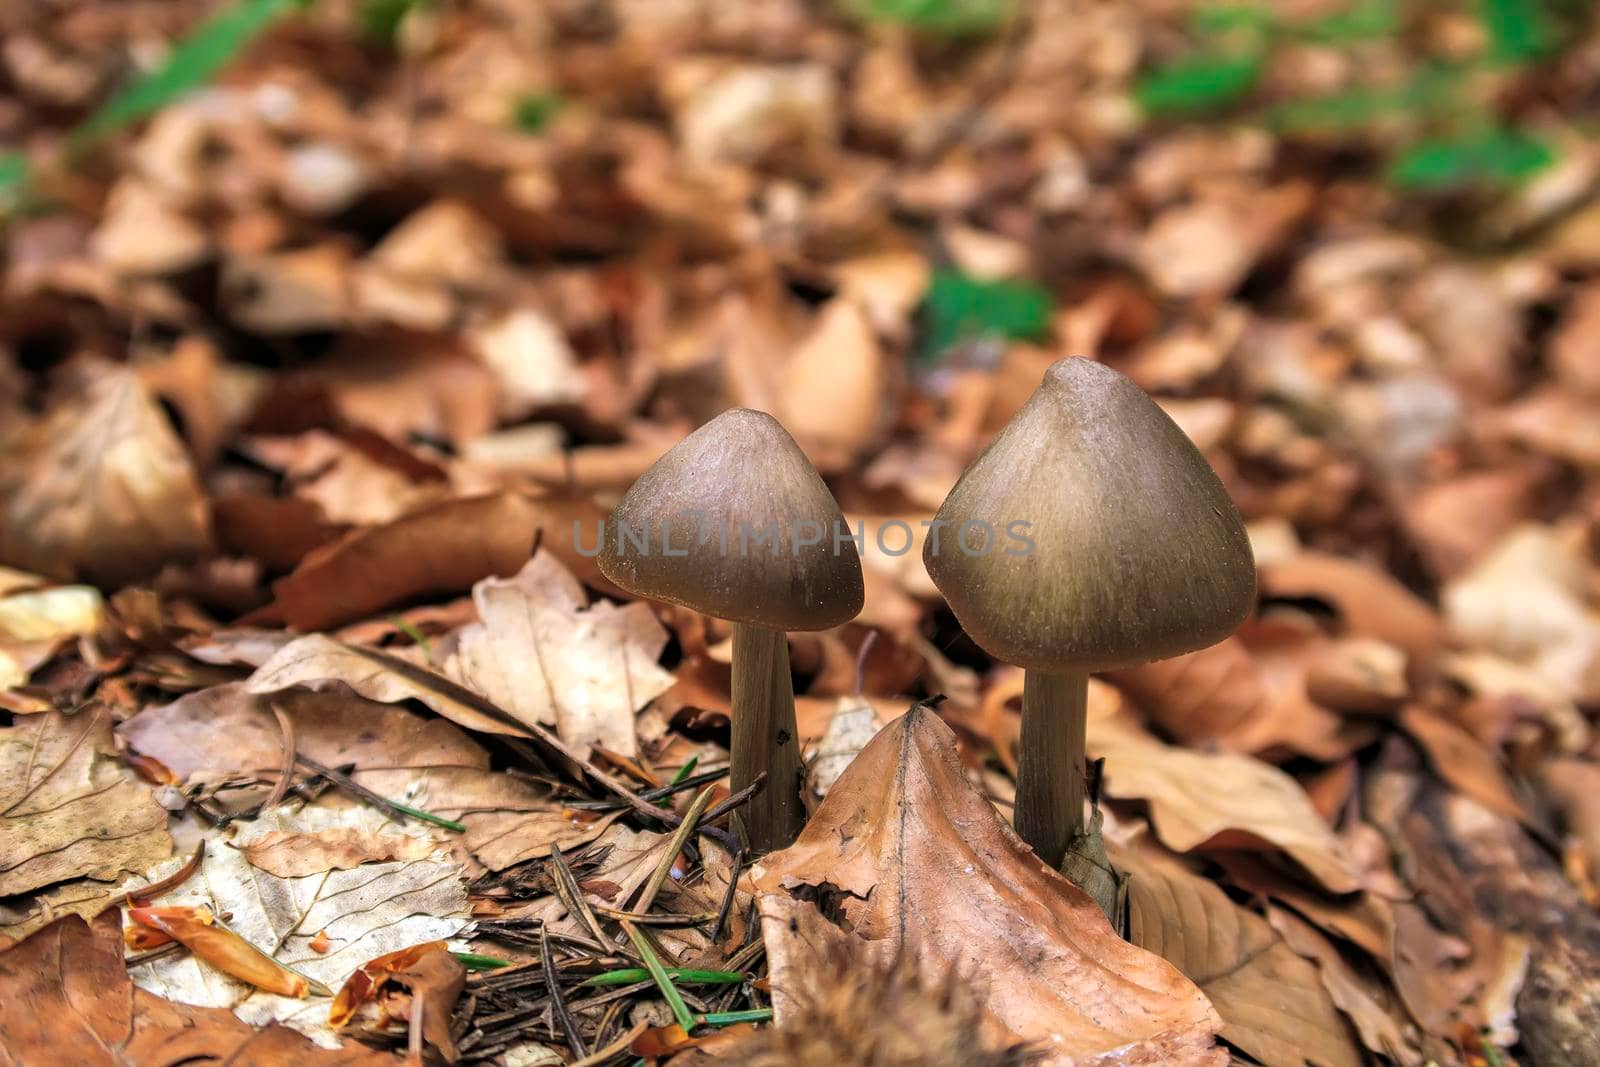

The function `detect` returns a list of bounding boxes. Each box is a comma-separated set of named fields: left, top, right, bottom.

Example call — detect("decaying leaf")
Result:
left=755, top=706, right=1225, bottom=1066
left=0, top=365, right=212, bottom=586
left=127, top=804, right=469, bottom=1045
left=0, top=911, right=395, bottom=1067
left=1114, top=842, right=1365, bottom=1067
left=329, top=941, right=465, bottom=1061
left=0, top=708, right=172, bottom=897
left=1090, top=714, right=1360, bottom=894
left=241, top=827, right=441, bottom=879
left=128, top=905, right=323, bottom=998
left=120, top=684, right=615, bottom=870
left=442, top=553, right=674, bottom=756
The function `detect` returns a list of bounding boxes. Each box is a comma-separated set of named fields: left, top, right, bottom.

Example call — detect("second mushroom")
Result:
left=924, top=357, right=1256, bottom=870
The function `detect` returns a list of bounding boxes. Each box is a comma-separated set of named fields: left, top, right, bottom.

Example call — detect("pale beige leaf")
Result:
left=443, top=554, right=674, bottom=756
left=1115, top=843, right=1364, bottom=1067
left=0, top=367, right=211, bottom=586
left=0, top=709, right=172, bottom=896
left=119, top=684, right=615, bottom=871
left=756, top=706, right=1224, bottom=1066
left=1090, top=714, right=1360, bottom=893
left=129, top=805, right=469, bottom=1046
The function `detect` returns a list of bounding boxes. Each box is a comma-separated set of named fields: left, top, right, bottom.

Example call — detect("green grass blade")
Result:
left=580, top=967, right=745, bottom=987
left=75, top=0, right=301, bottom=145
left=622, top=920, right=697, bottom=1032
left=1134, top=51, right=1263, bottom=116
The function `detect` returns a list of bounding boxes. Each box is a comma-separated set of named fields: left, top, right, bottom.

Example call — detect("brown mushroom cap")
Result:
left=598, top=408, right=864, bottom=631
left=923, top=357, right=1255, bottom=672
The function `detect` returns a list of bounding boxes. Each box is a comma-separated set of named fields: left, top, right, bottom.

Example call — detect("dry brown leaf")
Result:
left=1399, top=706, right=1530, bottom=825
left=1266, top=906, right=1421, bottom=1066
left=271, top=492, right=602, bottom=630
left=1539, top=759, right=1600, bottom=882
left=0, top=911, right=395, bottom=1067
left=1442, top=523, right=1600, bottom=705
left=755, top=706, right=1224, bottom=1066
left=779, top=299, right=888, bottom=471
left=1114, top=842, right=1364, bottom=1067
left=241, top=829, right=440, bottom=878
left=120, top=684, right=615, bottom=870
left=1090, top=714, right=1361, bottom=894
left=0, top=365, right=211, bottom=586
left=1258, top=553, right=1445, bottom=666
left=0, top=708, right=172, bottom=897
left=442, top=553, right=674, bottom=756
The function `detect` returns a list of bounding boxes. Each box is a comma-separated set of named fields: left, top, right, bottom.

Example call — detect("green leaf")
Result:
left=1134, top=51, right=1263, bottom=116
left=1294, top=0, right=1399, bottom=43
left=451, top=952, right=512, bottom=970
left=1478, top=0, right=1554, bottom=62
left=921, top=270, right=1052, bottom=360
left=0, top=153, right=27, bottom=214
left=1389, top=126, right=1556, bottom=189
left=360, top=0, right=427, bottom=44
left=512, top=92, right=565, bottom=133
left=1189, top=4, right=1275, bottom=35
left=75, top=0, right=301, bottom=145
left=841, top=0, right=1012, bottom=36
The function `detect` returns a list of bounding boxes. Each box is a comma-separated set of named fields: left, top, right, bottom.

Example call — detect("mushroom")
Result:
left=598, top=408, right=864, bottom=852
left=923, top=357, right=1254, bottom=868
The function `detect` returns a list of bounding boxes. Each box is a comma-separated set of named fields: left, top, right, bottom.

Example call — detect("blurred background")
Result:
left=3, top=0, right=1600, bottom=740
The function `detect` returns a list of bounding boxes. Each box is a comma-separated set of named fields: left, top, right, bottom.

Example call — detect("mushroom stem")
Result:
left=730, top=621, right=807, bottom=852
left=1016, top=669, right=1087, bottom=868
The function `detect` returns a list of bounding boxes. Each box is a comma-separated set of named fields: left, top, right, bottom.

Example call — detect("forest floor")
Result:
left=3, top=1, right=1600, bottom=1065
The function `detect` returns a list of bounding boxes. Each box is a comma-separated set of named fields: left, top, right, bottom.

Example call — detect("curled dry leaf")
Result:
left=0, top=366, right=211, bottom=587
left=1113, top=842, right=1365, bottom=1067
left=755, top=705, right=1225, bottom=1066
left=0, top=708, right=172, bottom=897
left=128, top=906, right=321, bottom=998
left=271, top=492, right=605, bottom=631
left=0, top=911, right=395, bottom=1067
left=1398, top=706, right=1530, bottom=825
left=442, top=553, right=675, bottom=757
left=1089, top=714, right=1361, bottom=894
left=329, top=941, right=464, bottom=1062
left=0, top=583, right=103, bottom=689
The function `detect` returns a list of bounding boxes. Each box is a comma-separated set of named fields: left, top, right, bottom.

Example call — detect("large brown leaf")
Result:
left=1114, top=842, right=1365, bottom=1067
left=754, top=706, right=1224, bottom=1066
left=0, top=911, right=394, bottom=1067
left=0, top=366, right=211, bottom=586
left=0, top=708, right=172, bottom=897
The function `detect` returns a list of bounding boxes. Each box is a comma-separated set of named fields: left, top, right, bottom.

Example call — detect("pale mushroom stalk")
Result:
left=730, top=622, right=807, bottom=851
left=1016, top=669, right=1087, bottom=867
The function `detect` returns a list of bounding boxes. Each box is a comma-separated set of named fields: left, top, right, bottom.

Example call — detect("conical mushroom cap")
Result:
left=598, top=409, right=864, bottom=631
left=924, top=357, right=1255, bottom=672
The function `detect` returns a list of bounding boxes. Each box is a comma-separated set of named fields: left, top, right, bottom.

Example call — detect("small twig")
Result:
left=124, top=941, right=185, bottom=968
left=710, top=847, right=745, bottom=946
left=98, top=840, right=206, bottom=914
left=294, top=754, right=465, bottom=832
left=548, top=845, right=611, bottom=948
left=261, top=702, right=296, bottom=811
left=568, top=1020, right=649, bottom=1067
left=542, top=927, right=588, bottom=1060
left=853, top=630, right=879, bottom=695
left=632, top=785, right=716, bottom=915
left=591, top=905, right=719, bottom=927
left=699, top=773, right=764, bottom=827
